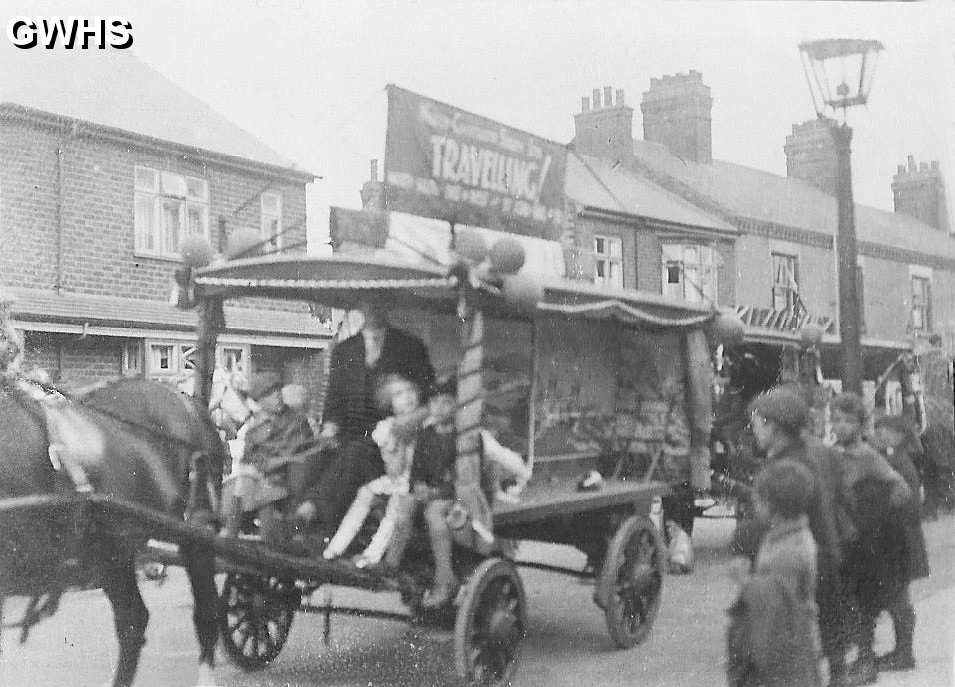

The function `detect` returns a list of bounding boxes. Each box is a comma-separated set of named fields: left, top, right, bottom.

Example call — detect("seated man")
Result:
left=294, top=297, right=434, bottom=538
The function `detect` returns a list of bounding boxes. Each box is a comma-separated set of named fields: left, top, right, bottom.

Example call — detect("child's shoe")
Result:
left=421, top=578, right=458, bottom=610
left=876, top=650, right=915, bottom=672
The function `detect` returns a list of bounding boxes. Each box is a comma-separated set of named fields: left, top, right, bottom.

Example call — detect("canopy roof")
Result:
left=193, top=251, right=713, bottom=329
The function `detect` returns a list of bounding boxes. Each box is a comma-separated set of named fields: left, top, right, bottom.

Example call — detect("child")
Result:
left=869, top=414, right=930, bottom=672
left=829, top=392, right=912, bottom=685
left=727, top=459, right=822, bottom=687
left=384, top=378, right=532, bottom=609
left=322, top=374, right=420, bottom=567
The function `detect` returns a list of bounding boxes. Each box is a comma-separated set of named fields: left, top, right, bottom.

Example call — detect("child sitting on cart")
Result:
left=322, top=374, right=421, bottom=567
left=384, top=377, right=532, bottom=609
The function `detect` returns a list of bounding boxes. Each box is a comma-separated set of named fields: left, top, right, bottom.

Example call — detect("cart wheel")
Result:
left=454, top=558, right=526, bottom=686
left=218, top=572, right=300, bottom=671
left=599, top=515, right=665, bottom=648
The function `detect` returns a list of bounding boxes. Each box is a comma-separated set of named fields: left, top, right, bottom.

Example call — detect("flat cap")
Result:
left=748, top=385, right=809, bottom=433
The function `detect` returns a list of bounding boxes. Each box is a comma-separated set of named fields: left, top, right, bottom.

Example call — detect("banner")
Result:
left=384, top=85, right=568, bottom=238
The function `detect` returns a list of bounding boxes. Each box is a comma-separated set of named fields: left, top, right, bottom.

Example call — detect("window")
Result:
left=593, top=235, right=623, bottom=289
left=662, top=242, right=717, bottom=304
left=771, top=253, right=799, bottom=312
left=148, top=343, right=176, bottom=374
left=121, top=340, right=143, bottom=377
left=261, top=192, right=282, bottom=249
left=219, top=346, right=248, bottom=374
left=134, top=166, right=209, bottom=258
left=911, top=274, right=932, bottom=333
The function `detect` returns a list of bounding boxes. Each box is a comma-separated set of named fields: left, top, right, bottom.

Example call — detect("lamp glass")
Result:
left=798, top=38, right=884, bottom=116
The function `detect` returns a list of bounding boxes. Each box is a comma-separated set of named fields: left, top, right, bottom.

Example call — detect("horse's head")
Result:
left=80, top=378, right=227, bottom=522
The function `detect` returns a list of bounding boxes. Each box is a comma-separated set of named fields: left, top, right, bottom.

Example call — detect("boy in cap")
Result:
left=735, top=385, right=848, bottom=686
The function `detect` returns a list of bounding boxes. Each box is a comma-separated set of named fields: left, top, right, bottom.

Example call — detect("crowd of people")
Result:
left=727, top=385, right=930, bottom=687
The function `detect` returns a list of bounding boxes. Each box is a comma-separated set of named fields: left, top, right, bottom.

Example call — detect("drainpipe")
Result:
left=54, top=122, right=78, bottom=294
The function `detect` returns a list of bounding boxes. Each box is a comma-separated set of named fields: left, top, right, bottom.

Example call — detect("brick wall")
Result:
left=1, top=117, right=308, bottom=302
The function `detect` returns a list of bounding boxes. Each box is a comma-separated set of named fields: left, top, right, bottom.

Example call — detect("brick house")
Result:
left=0, top=47, right=331, bottom=413
left=570, top=74, right=955, bottom=396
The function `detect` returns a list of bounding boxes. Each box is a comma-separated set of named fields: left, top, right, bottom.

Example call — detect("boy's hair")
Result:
left=754, top=459, right=814, bottom=519
left=747, top=385, right=809, bottom=437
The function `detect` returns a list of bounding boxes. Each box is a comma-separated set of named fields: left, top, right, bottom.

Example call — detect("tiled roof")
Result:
left=0, top=42, right=306, bottom=174
left=565, top=153, right=736, bottom=234
left=8, top=287, right=331, bottom=339
left=632, top=139, right=955, bottom=261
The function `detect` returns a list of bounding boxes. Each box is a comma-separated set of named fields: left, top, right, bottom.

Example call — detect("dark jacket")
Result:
left=727, top=575, right=822, bottom=687
left=884, top=444, right=931, bottom=581
left=242, top=405, right=315, bottom=493
left=410, top=425, right=456, bottom=499
left=322, top=327, right=434, bottom=441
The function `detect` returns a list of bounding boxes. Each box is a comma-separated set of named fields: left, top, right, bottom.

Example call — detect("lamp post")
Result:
left=798, top=38, right=884, bottom=395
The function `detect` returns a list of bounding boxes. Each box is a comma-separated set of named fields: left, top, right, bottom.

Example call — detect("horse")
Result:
left=0, top=376, right=227, bottom=687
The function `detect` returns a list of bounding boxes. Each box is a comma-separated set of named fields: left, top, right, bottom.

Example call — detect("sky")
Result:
left=10, top=1, right=955, bottom=251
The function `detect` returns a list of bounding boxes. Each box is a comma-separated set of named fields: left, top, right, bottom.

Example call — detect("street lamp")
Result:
left=798, top=38, right=884, bottom=395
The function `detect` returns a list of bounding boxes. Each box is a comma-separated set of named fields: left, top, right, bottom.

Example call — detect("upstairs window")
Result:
left=593, top=235, right=623, bottom=289
left=911, top=273, right=932, bottom=334
left=771, top=252, right=799, bottom=312
left=134, top=166, right=209, bottom=258
left=261, top=192, right=283, bottom=249
left=662, top=242, right=717, bottom=304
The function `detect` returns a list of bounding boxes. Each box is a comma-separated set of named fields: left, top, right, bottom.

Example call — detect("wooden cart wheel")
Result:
left=599, top=515, right=665, bottom=648
left=454, top=558, right=527, bottom=686
left=218, top=572, right=300, bottom=671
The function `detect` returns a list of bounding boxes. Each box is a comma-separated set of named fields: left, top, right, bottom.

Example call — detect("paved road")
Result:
left=2, top=515, right=952, bottom=686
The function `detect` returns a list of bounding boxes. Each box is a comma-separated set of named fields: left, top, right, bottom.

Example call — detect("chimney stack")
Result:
left=784, top=118, right=839, bottom=196
left=892, top=155, right=950, bottom=233
left=573, top=85, right=634, bottom=162
left=360, top=158, right=386, bottom=210
left=640, top=70, right=713, bottom=164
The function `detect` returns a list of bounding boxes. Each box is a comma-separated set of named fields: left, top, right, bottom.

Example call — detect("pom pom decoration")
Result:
left=708, top=307, right=746, bottom=347
left=799, top=323, right=825, bottom=348
left=501, top=273, right=543, bottom=315
left=179, top=235, right=215, bottom=268
left=226, top=228, right=264, bottom=259
left=453, top=228, right=489, bottom=264
left=488, top=237, right=526, bottom=275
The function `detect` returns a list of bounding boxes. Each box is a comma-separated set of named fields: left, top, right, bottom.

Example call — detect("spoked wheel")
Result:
left=454, top=558, right=526, bottom=686
left=599, top=515, right=665, bottom=648
left=218, top=572, right=300, bottom=671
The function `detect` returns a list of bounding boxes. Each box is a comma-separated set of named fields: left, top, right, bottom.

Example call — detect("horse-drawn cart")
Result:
left=166, top=223, right=717, bottom=684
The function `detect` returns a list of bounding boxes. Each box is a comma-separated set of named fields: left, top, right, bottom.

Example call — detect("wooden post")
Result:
left=194, top=296, right=224, bottom=410
left=453, top=303, right=493, bottom=550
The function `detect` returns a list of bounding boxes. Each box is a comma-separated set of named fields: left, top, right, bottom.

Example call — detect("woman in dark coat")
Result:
left=733, top=385, right=851, bottom=686
left=869, top=414, right=930, bottom=672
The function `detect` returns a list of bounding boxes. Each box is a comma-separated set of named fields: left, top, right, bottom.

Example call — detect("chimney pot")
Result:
left=897, top=165, right=906, bottom=175
left=604, top=86, right=613, bottom=107
left=616, top=89, right=625, bottom=106
left=931, top=160, right=940, bottom=171
left=592, top=88, right=601, bottom=109
left=908, top=155, right=916, bottom=171
left=581, top=96, right=590, bottom=112
left=920, top=161, right=929, bottom=172
left=370, top=159, right=378, bottom=182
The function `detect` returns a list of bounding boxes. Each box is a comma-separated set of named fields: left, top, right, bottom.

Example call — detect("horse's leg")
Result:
left=181, top=541, right=218, bottom=685
left=100, top=557, right=149, bottom=687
